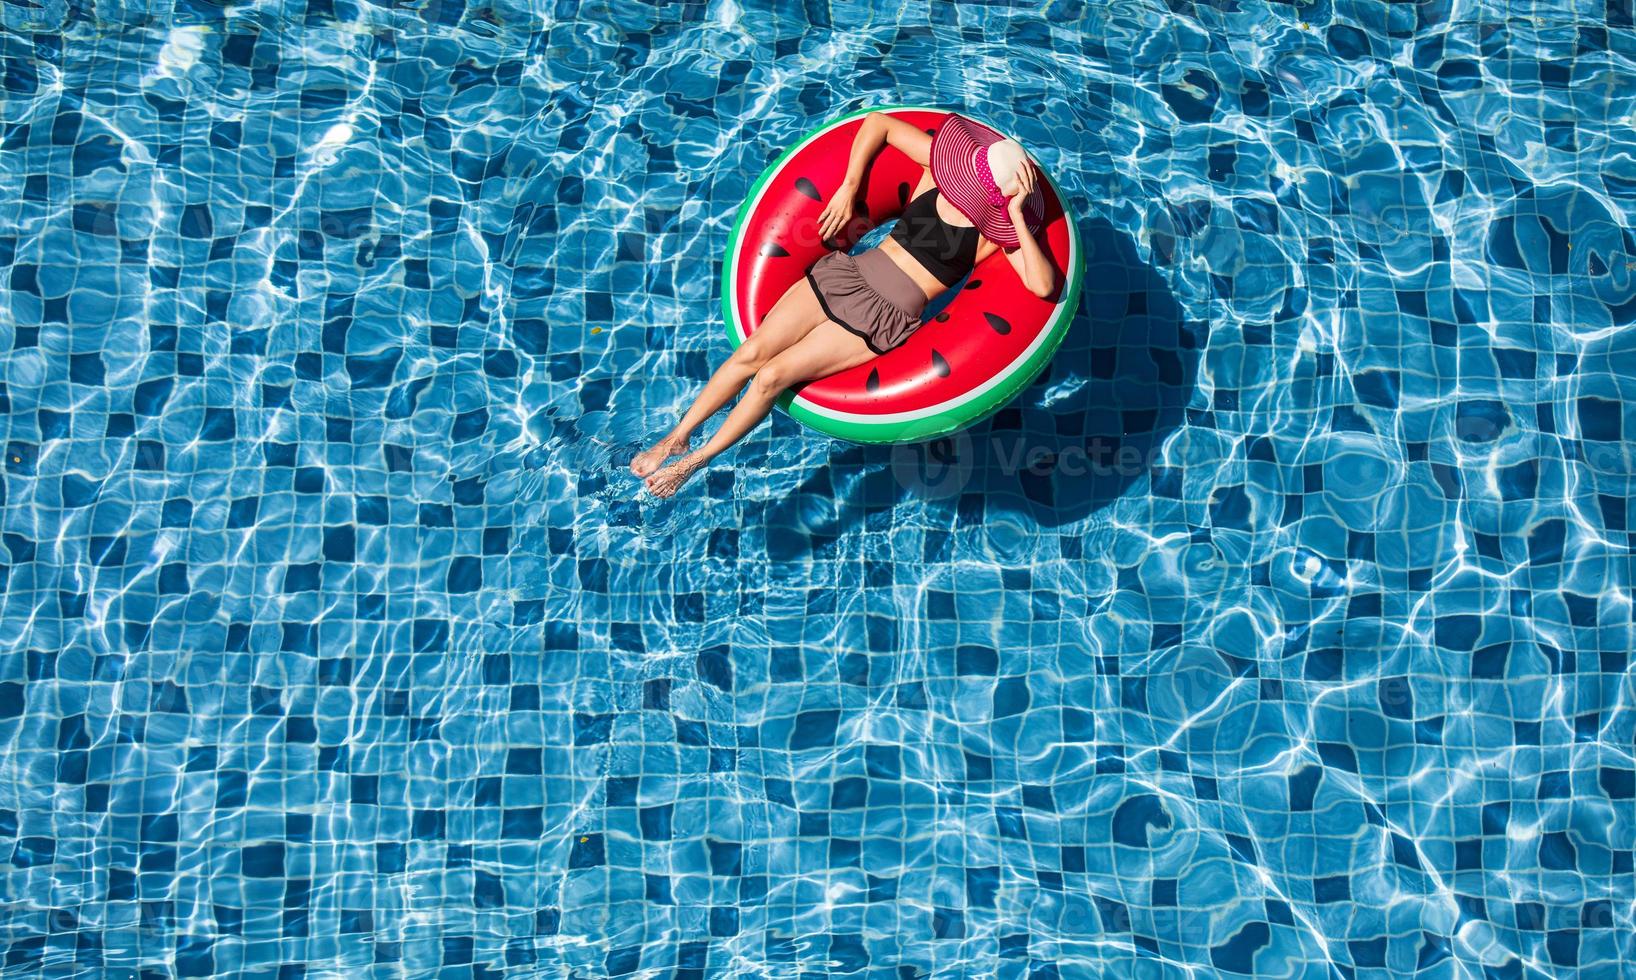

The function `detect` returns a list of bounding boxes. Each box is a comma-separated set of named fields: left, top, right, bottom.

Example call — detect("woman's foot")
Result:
left=645, top=452, right=707, bottom=498
left=630, top=432, right=690, bottom=478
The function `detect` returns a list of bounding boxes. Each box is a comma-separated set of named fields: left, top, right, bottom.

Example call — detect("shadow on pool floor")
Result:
left=767, top=216, right=1202, bottom=550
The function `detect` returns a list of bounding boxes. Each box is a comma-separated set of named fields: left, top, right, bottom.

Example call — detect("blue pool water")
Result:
left=3, top=0, right=1636, bottom=975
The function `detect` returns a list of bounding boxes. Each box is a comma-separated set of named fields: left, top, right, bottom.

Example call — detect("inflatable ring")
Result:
left=722, top=105, right=1084, bottom=445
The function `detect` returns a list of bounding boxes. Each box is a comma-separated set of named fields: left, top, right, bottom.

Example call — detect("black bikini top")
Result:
left=888, top=187, right=979, bottom=287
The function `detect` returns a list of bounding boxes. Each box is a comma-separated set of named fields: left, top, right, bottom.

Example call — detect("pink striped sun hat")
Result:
left=929, top=113, right=1046, bottom=251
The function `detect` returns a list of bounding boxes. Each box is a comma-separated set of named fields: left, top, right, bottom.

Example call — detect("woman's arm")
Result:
left=1004, top=219, right=1055, bottom=299
left=1002, top=163, right=1056, bottom=299
left=840, top=112, right=932, bottom=188
left=820, top=113, right=932, bottom=240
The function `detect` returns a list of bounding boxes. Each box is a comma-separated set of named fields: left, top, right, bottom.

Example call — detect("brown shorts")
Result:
left=805, top=247, right=930, bottom=355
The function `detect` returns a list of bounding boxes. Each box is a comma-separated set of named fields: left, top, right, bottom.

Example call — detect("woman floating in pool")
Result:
left=633, top=111, right=1056, bottom=497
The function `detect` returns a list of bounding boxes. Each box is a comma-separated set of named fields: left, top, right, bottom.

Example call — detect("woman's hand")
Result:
left=1006, top=160, right=1037, bottom=225
left=817, top=181, right=858, bottom=242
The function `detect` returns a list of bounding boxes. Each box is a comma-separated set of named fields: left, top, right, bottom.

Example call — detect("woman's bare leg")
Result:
left=645, top=320, right=876, bottom=497
left=632, top=277, right=828, bottom=476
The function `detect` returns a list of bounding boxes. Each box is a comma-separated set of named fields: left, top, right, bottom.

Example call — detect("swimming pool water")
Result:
left=2, top=0, right=1635, bottom=976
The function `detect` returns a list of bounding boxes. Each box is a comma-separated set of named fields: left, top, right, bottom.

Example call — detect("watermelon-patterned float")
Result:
left=721, top=105, right=1084, bottom=444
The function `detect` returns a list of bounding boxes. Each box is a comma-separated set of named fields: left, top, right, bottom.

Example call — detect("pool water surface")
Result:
left=1, top=0, right=1634, bottom=976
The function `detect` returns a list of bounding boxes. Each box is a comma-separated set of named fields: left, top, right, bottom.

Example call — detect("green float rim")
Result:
left=720, top=103, right=1085, bottom=445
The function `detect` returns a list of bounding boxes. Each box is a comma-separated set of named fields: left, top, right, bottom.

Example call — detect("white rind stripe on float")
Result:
left=730, top=105, right=1080, bottom=426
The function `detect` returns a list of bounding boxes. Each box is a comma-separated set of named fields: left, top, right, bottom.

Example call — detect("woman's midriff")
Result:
left=875, top=235, right=950, bottom=301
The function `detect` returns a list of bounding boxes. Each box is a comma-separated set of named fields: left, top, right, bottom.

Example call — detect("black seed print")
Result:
left=934, top=312, right=950, bottom=323
left=867, top=368, right=880, bottom=393
left=760, top=241, right=790, bottom=257
left=984, top=312, right=1011, bottom=335
left=931, top=350, right=950, bottom=377
left=925, top=128, right=936, bottom=136
left=898, top=182, right=910, bottom=206
left=794, top=177, right=821, bottom=201
left=965, top=279, right=981, bottom=289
